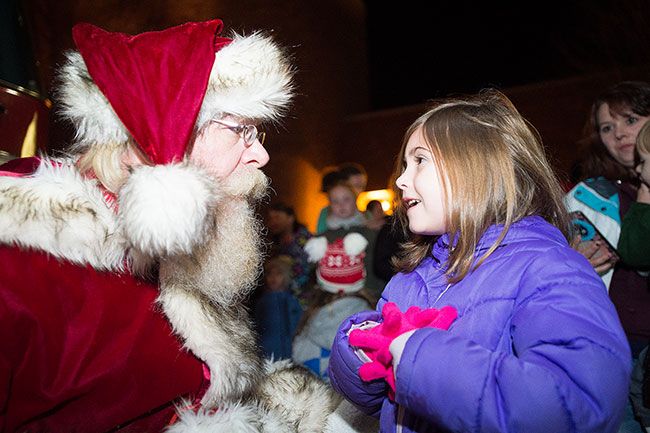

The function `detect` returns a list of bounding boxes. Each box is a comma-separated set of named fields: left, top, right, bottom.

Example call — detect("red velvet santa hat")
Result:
left=54, top=20, right=294, bottom=258
left=58, top=20, right=294, bottom=161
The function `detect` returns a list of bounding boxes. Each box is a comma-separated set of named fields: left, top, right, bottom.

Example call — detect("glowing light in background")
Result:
left=357, top=189, right=395, bottom=215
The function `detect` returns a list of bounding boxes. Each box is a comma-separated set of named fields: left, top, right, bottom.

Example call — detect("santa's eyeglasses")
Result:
left=210, top=119, right=266, bottom=146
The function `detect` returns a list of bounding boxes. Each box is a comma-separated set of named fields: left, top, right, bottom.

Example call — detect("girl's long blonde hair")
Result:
left=392, top=90, right=571, bottom=283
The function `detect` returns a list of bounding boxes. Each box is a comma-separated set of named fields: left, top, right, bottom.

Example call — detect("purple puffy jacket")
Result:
left=328, top=216, right=631, bottom=433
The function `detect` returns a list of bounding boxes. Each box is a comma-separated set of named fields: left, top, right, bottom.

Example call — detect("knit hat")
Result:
left=55, top=20, right=294, bottom=257
left=304, top=232, right=368, bottom=294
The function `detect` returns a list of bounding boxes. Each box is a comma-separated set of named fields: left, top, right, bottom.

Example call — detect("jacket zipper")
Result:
left=394, top=283, right=452, bottom=432
left=396, top=404, right=405, bottom=433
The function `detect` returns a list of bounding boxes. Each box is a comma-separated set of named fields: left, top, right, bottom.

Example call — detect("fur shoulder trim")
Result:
left=0, top=160, right=127, bottom=270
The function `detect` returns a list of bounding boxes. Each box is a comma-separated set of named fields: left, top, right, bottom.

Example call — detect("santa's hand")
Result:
left=348, top=302, right=457, bottom=399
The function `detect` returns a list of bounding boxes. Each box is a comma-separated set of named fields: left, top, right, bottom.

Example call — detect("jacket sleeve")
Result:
left=392, top=249, right=632, bottom=433
left=618, top=202, right=650, bottom=269
left=327, top=309, right=387, bottom=417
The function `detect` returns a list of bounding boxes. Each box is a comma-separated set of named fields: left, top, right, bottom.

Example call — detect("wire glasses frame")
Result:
left=210, top=119, right=266, bottom=146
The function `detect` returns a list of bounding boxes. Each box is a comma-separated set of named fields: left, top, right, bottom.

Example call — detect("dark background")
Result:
left=365, top=0, right=650, bottom=108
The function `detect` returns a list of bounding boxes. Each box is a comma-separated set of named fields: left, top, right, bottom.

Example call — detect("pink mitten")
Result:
left=349, top=302, right=457, bottom=399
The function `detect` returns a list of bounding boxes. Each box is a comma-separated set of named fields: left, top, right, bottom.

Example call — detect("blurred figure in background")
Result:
left=564, top=81, right=650, bottom=433
left=364, top=199, right=386, bottom=231
left=565, top=81, right=650, bottom=355
left=266, top=202, right=313, bottom=298
left=293, top=232, right=374, bottom=380
left=253, top=255, right=303, bottom=360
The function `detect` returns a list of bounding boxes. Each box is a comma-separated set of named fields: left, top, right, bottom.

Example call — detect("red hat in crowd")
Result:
left=305, top=232, right=369, bottom=294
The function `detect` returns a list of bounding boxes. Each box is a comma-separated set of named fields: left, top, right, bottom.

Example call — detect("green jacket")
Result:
left=618, top=202, right=650, bottom=269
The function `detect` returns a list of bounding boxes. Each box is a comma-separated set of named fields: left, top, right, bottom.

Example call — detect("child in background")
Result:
left=326, top=180, right=366, bottom=231
left=321, top=180, right=385, bottom=298
left=328, top=90, right=631, bottom=432
left=292, top=233, right=374, bottom=380
left=253, top=255, right=303, bottom=360
left=619, top=120, right=650, bottom=269
left=316, top=163, right=368, bottom=234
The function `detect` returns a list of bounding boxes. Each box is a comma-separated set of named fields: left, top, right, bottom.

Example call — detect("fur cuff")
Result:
left=166, top=401, right=288, bottom=433
left=118, top=163, right=220, bottom=257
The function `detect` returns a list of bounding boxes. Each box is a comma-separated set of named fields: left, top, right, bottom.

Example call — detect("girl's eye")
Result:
left=600, top=125, right=612, bottom=134
left=627, top=116, right=638, bottom=125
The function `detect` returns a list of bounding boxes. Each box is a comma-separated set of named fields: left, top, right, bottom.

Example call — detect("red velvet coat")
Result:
left=0, top=247, right=205, bottom=432
left=0, top=159, right=205, bottom=432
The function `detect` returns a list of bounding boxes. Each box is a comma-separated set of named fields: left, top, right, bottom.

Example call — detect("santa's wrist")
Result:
left=389, top=329, right=417, bottom=369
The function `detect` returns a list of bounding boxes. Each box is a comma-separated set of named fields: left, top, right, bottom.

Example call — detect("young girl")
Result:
left=327, top=90, right=631, bottom=432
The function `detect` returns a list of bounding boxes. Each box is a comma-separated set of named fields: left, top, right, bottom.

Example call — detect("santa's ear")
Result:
left=304, top=236, right=328, bottom=262
left=343, top=232, right=368, bottom=256
left=118, top=162, right=222, bottom=257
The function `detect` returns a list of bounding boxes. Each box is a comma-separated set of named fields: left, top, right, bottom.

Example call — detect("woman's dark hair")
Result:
left=577, top=81, right=650, bottom=181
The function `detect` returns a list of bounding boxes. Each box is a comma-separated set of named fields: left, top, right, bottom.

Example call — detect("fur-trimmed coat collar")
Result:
left=0, top=158, right=128, bottom=270
left=0, top=156, right=218, bottom=272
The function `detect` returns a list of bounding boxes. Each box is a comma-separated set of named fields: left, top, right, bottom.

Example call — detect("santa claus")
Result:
left=0, top=19, right=375, bottom=432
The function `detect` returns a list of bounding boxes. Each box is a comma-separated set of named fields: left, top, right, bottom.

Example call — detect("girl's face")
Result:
left=636, top=149, right=650, bottom=187
left=597, top=103, right=650, bottom=168
left=395, top=127, right=447, bottom=235
left=329, top=185, right=358, bottom=219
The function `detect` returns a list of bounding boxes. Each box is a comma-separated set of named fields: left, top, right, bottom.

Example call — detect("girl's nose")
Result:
left=395, top=172, right=407, bottom=190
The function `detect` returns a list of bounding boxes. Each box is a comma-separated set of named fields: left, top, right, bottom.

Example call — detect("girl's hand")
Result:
left=571, top=236, right=616, bottom=275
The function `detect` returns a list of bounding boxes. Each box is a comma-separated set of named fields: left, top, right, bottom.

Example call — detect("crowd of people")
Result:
left=2, top=14, right=650, bottom=433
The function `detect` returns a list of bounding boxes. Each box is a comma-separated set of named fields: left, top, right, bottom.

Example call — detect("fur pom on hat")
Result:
left=305, top=233, right=368, bottom=294
left=118, top=163, right=220, bottom=257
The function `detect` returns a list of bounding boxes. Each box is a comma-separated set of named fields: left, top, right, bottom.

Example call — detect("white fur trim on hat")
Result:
left=57, top=51, right=130, bottom=149
left=196, top=32, right=295, bottom=128
left=304, top=236, right=328, bottom=262
left=118, top=162, right=220, bottom=257
left=343, top=232, right=368, bottom=256
left=56, top=32, right=294, bottom=151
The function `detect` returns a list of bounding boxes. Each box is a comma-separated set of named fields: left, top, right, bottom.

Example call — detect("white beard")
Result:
left=157, top=166, right=270, bottom=404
